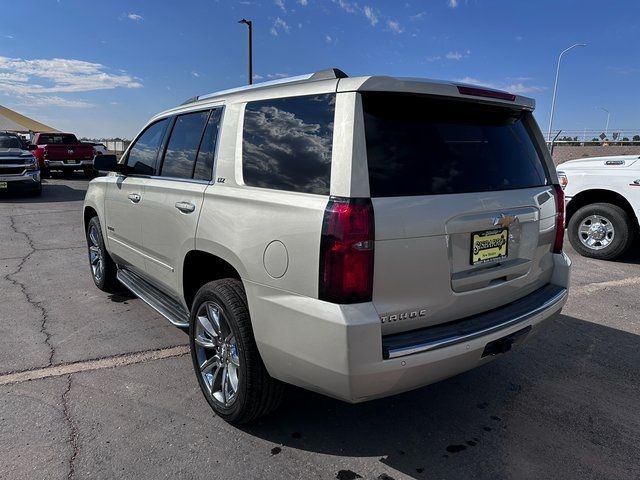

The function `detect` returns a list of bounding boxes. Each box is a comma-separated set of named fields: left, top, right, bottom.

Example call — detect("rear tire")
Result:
left=568, top=202, right=634, bottom=260
left=83, top=167, right=95, bottom=179
left=41, top=168, right=50, bottom=179
left=86, top=216, right=119, bottom=292
left=189, top=279, right=284, bottom=424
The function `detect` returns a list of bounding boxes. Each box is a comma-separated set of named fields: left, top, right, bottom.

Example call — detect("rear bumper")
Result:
left=246, top=252, right=571, bottom=403
left=46, top=160, right=93, bottom=169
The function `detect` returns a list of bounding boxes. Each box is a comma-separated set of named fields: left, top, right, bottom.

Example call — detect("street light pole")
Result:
left=547, top=43, right=586, bottom=142
left=599, top=107, right=610, bottom=137
left=238, top=18, right=253, bottom=85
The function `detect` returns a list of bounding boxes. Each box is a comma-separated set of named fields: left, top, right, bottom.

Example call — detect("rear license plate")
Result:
left=66, top=160, right=78, bottom=164
left=0, top=181, right=7, bottom=189
left=471, top=228, right=508, bottom=265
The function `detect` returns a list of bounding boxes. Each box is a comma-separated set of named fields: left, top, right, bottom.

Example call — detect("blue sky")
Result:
left=1, top=0, right=638, bottom=139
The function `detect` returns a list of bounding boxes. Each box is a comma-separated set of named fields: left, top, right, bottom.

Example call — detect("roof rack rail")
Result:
left=182, top=67, right=348, bottom=105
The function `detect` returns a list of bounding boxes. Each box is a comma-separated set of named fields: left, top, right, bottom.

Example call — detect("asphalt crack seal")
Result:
left=4, top=215, right=55, bottom=365
left=62, top=374, right=79, bottom=479
left=0, top=345, right=189, bottom=386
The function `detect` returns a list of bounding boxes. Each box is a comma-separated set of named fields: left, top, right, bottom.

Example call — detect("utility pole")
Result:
left=238, top=18, right=253, bottom=85
left=547, top=43, right=586, bottom=142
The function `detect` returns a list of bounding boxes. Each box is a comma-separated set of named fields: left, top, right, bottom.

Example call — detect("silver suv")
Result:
left=84, top=69, right=570, bottom=423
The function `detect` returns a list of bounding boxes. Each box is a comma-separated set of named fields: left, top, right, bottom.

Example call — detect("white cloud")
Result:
left=448, top=0, right=458, bottom=8
left=334, top=0, right=357, bottom=14
left=267, top=73, right=288, bottom=79
left=446, top=49, right=470, bottom=60
left=298, top=0, right=308, bottom=4
left=333, top=1, right=401, bottom=33
left=387, top=19, right=403, bottom=34
left=15, top=95, right=93, bottom=108
left=126, top=13, right=143, bottom=21
left=191, top=71, right=200, bottom=78
left=426, top=55, right=441, bottom=62
left=270, top=17, right=290, bottom=36
left=274, top=0, right=286, bottom=12
left=363, top=6, right=378, bottom=26
left=253, top=74, right=264, bottom=81
left=325, top=35, right=333, bottom=43
left=456, top=76, right=545, bottom=94
left=410, top=12, right=426, bottom=20
left=0, top=56, right=142, bottom=95
left=4, top=34, right=15, bottom=39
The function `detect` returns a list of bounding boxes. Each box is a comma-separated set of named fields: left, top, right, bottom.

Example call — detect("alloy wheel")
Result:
left=578, top=214, right=615, bottom=250
left=87, top=225, right=104, bottom=282
left=194, top=301, right=240, bottom=407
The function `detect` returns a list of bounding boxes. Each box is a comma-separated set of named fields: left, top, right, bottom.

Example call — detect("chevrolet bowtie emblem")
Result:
left=493, top=214, right=518, bottom=228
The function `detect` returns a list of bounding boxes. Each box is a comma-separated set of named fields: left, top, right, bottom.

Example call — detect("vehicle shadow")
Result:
left=242, top=315, right=640, bottom=480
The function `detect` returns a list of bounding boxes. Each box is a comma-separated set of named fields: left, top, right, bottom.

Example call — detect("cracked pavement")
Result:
left=1, top=176, right=640, bottom=480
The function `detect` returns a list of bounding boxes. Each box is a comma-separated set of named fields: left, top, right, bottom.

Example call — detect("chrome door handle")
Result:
left=175, top=201, right=196, bottom=213
left=128, top=193, right=141, bottom=203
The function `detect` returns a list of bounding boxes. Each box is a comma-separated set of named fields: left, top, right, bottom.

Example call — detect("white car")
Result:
left=84, top=69, right=570, bottom=423
left=558, top=155, right=640, bottom=259
left=86, top=142, right=108, bottom=155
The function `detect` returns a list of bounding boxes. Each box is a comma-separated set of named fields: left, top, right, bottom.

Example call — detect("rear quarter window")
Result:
left=242, top=94, right=335, bottom=195
left=37, top=134, right=77, bottom=144
left=362, top=93, right=550, bottom=197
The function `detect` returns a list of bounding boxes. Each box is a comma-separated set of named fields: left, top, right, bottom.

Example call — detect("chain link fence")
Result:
left=547, top=130, right=640, bottom=146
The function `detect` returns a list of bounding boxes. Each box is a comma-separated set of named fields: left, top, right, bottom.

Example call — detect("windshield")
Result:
left=362, top=93, right=550, bottom=197
left=0, top=136, right=24, bottom=149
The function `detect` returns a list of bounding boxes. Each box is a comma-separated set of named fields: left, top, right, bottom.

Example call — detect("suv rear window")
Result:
left=37, top=134, right=77, bottom=144
left=242, top=94, right=335, bottom=195
left=362, top=93, right=549, bottom=197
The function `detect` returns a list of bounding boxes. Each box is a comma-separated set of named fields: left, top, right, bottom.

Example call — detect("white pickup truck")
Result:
left=557, top=155, right=640, bottom=259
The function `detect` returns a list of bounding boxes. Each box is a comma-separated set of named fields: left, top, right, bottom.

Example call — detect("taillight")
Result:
left=319, top=197, right=374, bottom=304
left=552, top=184, right=565, bottom=253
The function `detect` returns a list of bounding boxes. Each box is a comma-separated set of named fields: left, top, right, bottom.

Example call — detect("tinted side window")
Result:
left=362, top=93, right=549, bottom=197
left=193, top=108, right=222, bottom=181
left=161, top=111, right=209, bottom=179
left=127, top=119, right=169, bottom=175
left=242, top=94, right=335, bottom=195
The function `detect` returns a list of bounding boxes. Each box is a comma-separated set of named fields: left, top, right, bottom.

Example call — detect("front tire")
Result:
left=189, top=279, right=284, bottom=424
left=86, top=216, right=119, bottom=292
left=568, top=203, right=635, bottom=260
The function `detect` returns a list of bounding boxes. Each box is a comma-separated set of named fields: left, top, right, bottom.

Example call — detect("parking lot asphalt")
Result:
left=1, top=176, right=639, bottom=480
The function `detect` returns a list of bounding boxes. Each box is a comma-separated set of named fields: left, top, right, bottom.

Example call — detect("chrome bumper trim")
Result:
left=384, top=286, right=568, bottom=359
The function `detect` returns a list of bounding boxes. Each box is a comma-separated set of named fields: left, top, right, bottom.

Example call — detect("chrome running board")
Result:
left=117, top=268, right=189, bottom=328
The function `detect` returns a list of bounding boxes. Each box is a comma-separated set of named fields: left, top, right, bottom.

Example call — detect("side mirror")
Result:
left=27, top=144, right=37, bottom=151
left=93, top=154, right=127, bottom=174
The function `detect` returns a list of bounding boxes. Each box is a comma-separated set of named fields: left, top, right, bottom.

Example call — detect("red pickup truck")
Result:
left=31, top=133, right=95, bottom=177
